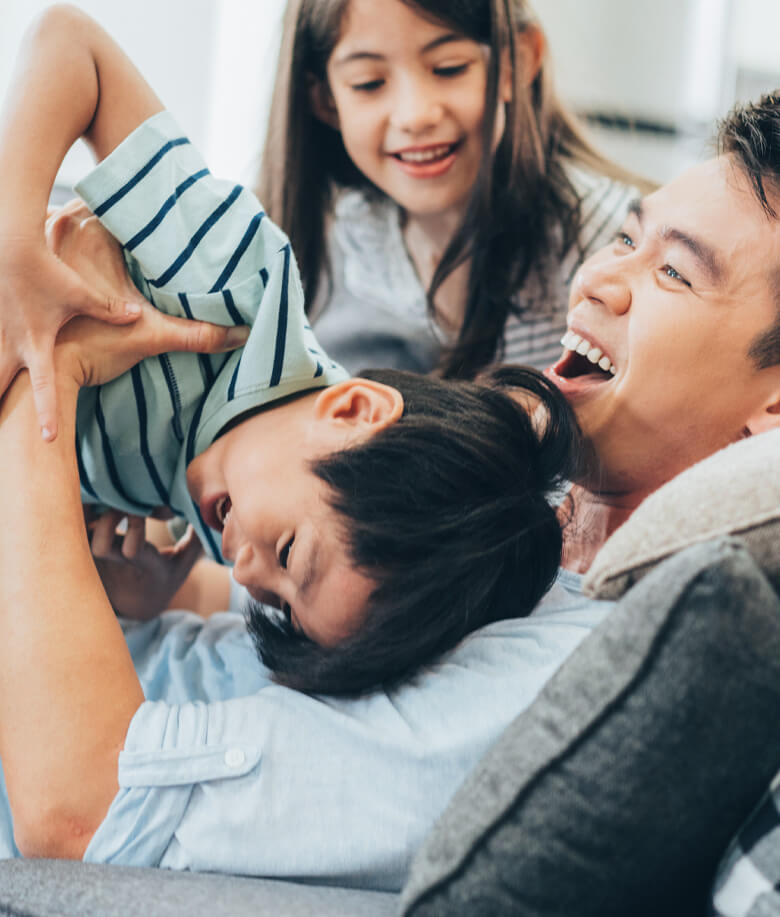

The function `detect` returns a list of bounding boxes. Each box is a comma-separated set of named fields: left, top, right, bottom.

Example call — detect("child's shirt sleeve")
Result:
left=73, top=112, right=348, bottom=560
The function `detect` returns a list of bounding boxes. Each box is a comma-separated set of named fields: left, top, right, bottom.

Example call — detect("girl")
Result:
left=258, top=0, right=651, bottom=378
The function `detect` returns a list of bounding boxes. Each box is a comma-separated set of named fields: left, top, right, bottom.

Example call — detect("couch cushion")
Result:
left=584, top=428, right=780, bottom=600
left=0, top=859, right=398, bottom=917
left=400, top=538, right=780, bottom=917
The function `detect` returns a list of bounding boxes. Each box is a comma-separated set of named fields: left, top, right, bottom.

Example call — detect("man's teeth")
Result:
left=560, top=330, right=616, bottom=374
left=397, top=144, right=452, bottom=163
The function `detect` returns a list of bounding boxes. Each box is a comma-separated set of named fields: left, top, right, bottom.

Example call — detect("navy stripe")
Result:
left=179, top=294, right=216, bottom=387
left=260, top=268, right=269, bottom=287
left=314, top=362, right=323, bottom=378
left=227, top=355, right=241, bottom=401
left=178, top=291, right=194, bottom=319
left=149, top=184, right=243, bottom=288
left=208, top=212, right=264, bottom=292
left=157, top=354, right=184, bottom=443
left=125, top=168, right=209, bottom=251
left=93, top=137, right=189, bottom=217
left=270, top=245, right=290, bottom=387
left=76, top=436, right=99, bottom=499
left=221, top=289, right=243, bottom=324
left=194, top=501, right=223, bottom=563
left=95, top=389, right=154, bottom=511
left=184, top=396, right=223, bottom=562
left=131, top=366, right=170, bottom=505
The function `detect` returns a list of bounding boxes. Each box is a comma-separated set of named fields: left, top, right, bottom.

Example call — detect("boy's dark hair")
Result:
left=247, top=366, right=580, bottom=695
left=718, top=92, right=780, bottom=369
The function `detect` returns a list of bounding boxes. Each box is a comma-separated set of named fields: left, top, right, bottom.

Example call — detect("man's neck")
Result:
left=560, top=484, right=646, bottom=574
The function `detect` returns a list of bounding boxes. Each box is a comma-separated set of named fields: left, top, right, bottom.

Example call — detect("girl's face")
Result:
left=317, top=0, right=510, bottom=223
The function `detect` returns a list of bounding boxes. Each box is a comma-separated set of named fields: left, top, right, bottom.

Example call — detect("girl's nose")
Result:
left=574, top=258, right=632, bottom=315
left=391, top=82, right=444, bottom=134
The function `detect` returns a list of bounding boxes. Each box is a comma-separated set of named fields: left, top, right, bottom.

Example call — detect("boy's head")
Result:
left=198, top=366, right=580, bottom=696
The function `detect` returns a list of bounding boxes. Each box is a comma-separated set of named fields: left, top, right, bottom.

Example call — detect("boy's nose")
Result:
left=574, top=257, right=632, bottom=316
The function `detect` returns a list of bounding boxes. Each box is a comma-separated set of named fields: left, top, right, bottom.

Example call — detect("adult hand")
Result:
left=87, top=508, right=204, bottom=620
left=50, top=202, right=248, bottom=388
left=0, top=200, right=145, bottom=441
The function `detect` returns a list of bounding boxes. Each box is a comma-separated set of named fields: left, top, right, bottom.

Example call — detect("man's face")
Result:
left=547, top=156, right=780, bottom=496
left=185, top=390, right=377, bottom=648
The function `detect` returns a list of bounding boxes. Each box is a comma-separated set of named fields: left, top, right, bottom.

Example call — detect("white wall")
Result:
left=1, top=0, right=285, bottom=188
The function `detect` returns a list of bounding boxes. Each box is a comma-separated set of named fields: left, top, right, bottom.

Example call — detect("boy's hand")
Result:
left=0, top=203, right=145, bottom=441
left=87, top=508, right=204, bottom=621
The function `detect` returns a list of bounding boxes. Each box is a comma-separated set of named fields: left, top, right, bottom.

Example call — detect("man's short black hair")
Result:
left=718, top=92, right=780, bottom=368
left=247, top=366, right=580, bottom=695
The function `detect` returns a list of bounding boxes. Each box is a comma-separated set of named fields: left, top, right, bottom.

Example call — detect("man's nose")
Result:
left=573, top=257, right=632, bottom=315
left=391, top=80, right=443, bottom=134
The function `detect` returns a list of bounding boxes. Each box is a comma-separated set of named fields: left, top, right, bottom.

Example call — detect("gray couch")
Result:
left=2, top=429, right=778, bottom=917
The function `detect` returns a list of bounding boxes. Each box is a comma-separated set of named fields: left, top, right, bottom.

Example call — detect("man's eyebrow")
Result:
left=632, top=197, right=725, bottom=285
left=627, top=198, right=643, bottom=221
left=659, top=225, right=725, bottom=285
left=331, top=33, right=464, bottom=67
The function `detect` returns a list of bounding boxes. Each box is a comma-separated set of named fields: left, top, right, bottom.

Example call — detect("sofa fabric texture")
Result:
left=0, top=859, right=398, bottom=917
left=583, top=428, right=780, bottom=600
left=400, top=538, right=780, bottom=917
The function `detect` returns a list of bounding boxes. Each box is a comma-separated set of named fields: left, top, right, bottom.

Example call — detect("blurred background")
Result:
left=2, top=0, right=780, bottom=189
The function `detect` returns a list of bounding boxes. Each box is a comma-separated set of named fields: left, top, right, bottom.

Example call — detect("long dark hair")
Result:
left=258, top=0, right=646, bottom=378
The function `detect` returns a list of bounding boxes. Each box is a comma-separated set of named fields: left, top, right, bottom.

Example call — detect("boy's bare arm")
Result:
left=0, top=4, right=166, bottom=440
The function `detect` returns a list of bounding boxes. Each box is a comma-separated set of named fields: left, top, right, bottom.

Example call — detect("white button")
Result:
left=224, top=748, right=245, bottom=768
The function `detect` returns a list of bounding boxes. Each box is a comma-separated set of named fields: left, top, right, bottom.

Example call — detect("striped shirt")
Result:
left=312, top=168, right=638, bottom=374
left=74, top=112, right=348, bottom=561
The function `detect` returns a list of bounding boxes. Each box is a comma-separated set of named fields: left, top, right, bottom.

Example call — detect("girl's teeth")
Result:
left=586, top=347, right=602, bottom=363
left=598, top=355, right=612, bottom=371
left=575, top=339, right=591, bottom=356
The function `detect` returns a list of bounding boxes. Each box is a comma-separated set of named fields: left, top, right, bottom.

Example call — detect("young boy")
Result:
left=0, top=6, right=580, bottom=695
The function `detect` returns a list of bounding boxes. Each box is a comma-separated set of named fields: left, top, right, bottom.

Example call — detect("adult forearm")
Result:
left=0, top=373, right=143, bottom=858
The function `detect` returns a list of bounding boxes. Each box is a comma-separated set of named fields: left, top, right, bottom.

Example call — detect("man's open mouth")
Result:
left=553, top=330, right=617, bottom=381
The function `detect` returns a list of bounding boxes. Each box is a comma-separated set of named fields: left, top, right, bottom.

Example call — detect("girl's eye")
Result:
left=278, top=536, right=294, bottom=569
left=351, top=79, right=384, bottom=92
left=615, top=231, right=635, bottom=249
left=434, top=63, right=470, bottom=78
left=662, top=264, right=691, bottom=287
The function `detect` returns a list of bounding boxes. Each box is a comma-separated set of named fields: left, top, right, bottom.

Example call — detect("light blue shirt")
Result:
left=0, top=571, right=611, bottom=886
left=85, top=571, right=610, bottom=888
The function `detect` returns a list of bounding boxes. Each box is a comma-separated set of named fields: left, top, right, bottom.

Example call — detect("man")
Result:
left=0, top=80, right=779, bottom=889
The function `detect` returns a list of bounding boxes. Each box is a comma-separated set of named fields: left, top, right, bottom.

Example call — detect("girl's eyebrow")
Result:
left=331, top=33, right=465, bottom=68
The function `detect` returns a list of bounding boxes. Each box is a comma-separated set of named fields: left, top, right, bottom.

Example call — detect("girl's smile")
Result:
left=317, top=0, right=510, bottom=227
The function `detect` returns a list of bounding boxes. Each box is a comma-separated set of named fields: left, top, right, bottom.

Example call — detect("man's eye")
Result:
left=351, top=79, right=384, bottom=92
left=278, top=536, right=294, bottom=569
left=434, top=63, right=470, bottom=78
left=662, top=264, right=691, bottom=287
left=615, top=231, right=635, bottom=249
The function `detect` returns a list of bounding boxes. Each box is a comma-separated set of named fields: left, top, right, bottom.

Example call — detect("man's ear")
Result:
left=745, top=385, right=780, bottom=435
left=308, top=75, right=340, bottom=130
left=515, top=23, right=545, bottom=92
left=314, top=379, right=404, bottom=435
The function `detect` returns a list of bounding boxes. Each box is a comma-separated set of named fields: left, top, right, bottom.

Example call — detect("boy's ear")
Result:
left=314, top=379, right=404, bottom=435
left=308, top=75, right=340, bottom=130
left=514, top=23, right=545, bottom=92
